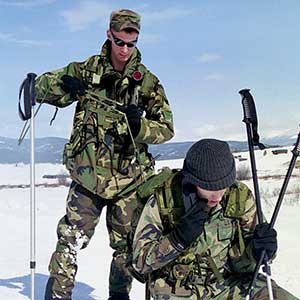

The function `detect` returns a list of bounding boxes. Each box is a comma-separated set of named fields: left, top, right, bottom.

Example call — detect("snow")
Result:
left=0, top=147, right=299, bottom=299
left=0, top=163, right=68, bottom=186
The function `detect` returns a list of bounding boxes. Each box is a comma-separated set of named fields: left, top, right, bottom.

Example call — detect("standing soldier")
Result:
left=132, top=139, right=299, bottom=300
left=35, top=9, right=174, bottom=300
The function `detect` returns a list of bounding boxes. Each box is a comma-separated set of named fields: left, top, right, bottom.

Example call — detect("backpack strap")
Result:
left=155, top=170, right=183, bottom=233
left=223, top=181, right=250, bottom=218
left=223, top=181, right=249, bottom=254
left=236, top=219, right=245, bottom=254
left=206, top=255, right=223, bottom=282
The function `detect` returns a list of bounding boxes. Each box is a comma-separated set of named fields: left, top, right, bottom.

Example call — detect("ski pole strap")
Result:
left=239, top=89, right=265, bottom=150
left=291, top=130, right=300, bottom=157
left=18, top=73, right=37, bottom=121
left=50, top=107, right=59, bottom=126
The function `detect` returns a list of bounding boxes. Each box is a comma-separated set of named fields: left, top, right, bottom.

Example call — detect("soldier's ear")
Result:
left=107, top=30, right=112, bottom=41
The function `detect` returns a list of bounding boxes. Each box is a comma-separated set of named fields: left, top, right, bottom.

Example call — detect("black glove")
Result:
left=252, top=223, right=277, bottom=262
left=60, top=75, right=85, bottom=97
left=124, top=104, right=142, bottom=138
left=168, top=199, right=209, bottom=251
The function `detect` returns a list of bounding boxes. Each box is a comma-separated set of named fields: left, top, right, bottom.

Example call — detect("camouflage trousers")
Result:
left=45, top=181, right=137, bottom=300
left=150, top=274, right=299, bottom=300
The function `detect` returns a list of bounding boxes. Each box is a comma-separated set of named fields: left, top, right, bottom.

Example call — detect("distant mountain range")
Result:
left=0, top=135, right=296, bottom=164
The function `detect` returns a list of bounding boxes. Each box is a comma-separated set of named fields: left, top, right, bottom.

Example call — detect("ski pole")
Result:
left=145, top=280, right=151, bottom=300
left=18, top=72, right=37, bottom=300
left=239, top=89, right=274, bottom=300
left=269, top=130, right=300, bottom=228
left=240, top=89, right=265, bottom=223
left=247, top=129, right=300, bottom=299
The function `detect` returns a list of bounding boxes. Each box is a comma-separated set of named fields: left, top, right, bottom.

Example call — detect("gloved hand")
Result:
left=168, top=199, right=209, bottom=251
left=60, top=75, right=85, bottom=97
left=124, top=104, right=142, bottom=138
left=252, top=223, right=277, bottom=262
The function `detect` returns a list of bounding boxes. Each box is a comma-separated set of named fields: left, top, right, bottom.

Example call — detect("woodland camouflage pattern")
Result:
left=132, top=178, right=299, bottom=300
left=45, top=181, right=137, bottom=299
left=110, top=9, right=141, bottom=32
left=35, top=41, right=174, bottom=199
left=37, top=40, right=174, bottom=299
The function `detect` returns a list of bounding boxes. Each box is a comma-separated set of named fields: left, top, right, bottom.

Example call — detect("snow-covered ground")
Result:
left=0, top=146, right=299, bottom=299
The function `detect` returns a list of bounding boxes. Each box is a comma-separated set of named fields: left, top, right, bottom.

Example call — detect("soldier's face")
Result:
left=196, top=186, right=227, bottom=207
left=107, top=29, right=139, bottom=64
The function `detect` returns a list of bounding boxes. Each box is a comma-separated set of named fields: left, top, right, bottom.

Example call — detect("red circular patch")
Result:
left=133, top=71, right=142, bottom=81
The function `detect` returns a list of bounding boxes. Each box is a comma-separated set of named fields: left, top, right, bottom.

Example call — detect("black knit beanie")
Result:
left=182, top=139, right=236, bottom=191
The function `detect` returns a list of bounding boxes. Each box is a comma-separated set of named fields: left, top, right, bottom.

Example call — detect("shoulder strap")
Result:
left=137, top=167, right=175, bottom=198
left=155, top=170, right=183, bottom=233
left=222, top=181, right=251, bottom=218
left=223, top=181, right=249, bottom=254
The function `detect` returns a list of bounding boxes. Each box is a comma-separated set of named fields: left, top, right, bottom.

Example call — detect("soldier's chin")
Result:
left=119, top=55, right=129, bottom=62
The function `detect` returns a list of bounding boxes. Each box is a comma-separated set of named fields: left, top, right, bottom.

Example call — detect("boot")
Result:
left=45, top=277, right=71, bottom=300
left=108, top=292, right=130, bottom=300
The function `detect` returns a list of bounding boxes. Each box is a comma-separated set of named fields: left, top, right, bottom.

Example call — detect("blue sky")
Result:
left=1, top=0, right=300, bottom=142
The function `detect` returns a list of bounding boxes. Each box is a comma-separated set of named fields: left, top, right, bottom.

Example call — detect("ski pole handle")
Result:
left=27, top=73, right=37, bottom=106
left=240, top=89, right=257, bottom=124
left=18, top=73, right=37, bottom=121
left=239, top=89, right=265, bottom=150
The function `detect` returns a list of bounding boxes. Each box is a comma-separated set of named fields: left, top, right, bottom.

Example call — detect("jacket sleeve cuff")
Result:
left=134, top=117, right=147, bottom=142
left=167, top=232, right=186, bottom=252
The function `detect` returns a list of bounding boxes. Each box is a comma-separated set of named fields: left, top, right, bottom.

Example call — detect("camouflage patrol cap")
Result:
left=110, top=9, right=141, bottom=33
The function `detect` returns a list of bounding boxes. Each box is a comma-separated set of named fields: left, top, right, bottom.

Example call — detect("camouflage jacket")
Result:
left=35, top=41, right=174, bottom=199
left=132, top=178, right=260, bottom=297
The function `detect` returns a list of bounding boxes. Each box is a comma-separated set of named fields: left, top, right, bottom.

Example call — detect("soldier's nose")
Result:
left=121, top=45, right=129, bottom=53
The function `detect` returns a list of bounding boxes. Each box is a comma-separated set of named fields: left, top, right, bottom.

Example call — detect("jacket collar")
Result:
left=100, top=40, right=142, bottom=79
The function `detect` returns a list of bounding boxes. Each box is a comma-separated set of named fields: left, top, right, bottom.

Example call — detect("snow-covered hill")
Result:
left=0, top=135, right=296, bottom=163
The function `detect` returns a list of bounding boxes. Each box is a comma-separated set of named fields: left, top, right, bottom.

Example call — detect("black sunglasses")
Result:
left=110, top=31, right=138, bottom=48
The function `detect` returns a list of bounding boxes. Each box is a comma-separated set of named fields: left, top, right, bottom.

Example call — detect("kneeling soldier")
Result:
left=132, top=139, right=299, bottom=300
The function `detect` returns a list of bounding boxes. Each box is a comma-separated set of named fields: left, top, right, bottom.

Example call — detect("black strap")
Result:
left=18, top=73, right=37, bottom=121
left=50, top=107, right=59, bottom=126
